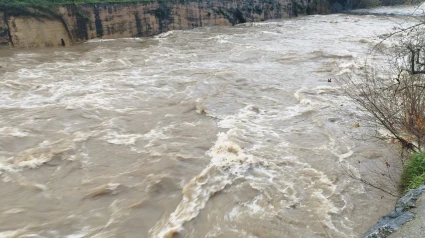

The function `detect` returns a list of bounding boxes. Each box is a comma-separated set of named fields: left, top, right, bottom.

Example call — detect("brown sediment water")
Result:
left=0, top=6, right=422, bottom=238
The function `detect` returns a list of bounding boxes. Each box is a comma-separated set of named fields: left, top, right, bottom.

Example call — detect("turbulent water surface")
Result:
left=0, top=5, right=423, bottom=238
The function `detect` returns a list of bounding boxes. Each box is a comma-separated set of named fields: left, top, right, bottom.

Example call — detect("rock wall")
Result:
left=0, top=11, right=9, bottom=45
left=0, top=0, right=298, bottom=47
left=7, top=16, right=70, bottom=47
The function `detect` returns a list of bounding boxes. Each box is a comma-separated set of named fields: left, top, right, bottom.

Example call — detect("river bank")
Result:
left=389, top=187, right=425, bottom=238
left=1, top=0, right=419, bottom=48
left=343, top=4, right=425, bottom=237
left=364, top=185, right=425, bottom=237
left=0, top=0, right=297, bottom=47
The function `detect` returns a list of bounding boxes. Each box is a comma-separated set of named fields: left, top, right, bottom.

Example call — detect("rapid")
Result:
left=0, top=4, right=423, bottom=238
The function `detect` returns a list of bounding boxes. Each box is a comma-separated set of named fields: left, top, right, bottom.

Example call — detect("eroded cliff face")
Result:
left=0, top=0, right=298, bottom=48
left=7, top=16, right=70, bottom=47
left=0, top=12, right=9, bottom=45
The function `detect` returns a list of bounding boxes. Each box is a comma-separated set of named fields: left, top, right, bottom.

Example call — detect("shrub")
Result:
left=353, top=0, right=382, bottom=9
left=400, top=153, right=425, bottom=192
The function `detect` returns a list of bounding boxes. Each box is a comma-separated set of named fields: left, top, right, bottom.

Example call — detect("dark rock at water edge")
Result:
left=364, top=185, right=425, bottom=238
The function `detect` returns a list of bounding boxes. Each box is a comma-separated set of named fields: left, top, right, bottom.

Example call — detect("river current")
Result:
left=0, top=5, right=423, bottom=238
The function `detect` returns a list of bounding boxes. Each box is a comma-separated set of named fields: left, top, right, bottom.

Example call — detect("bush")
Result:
left=0, top=0, right=154, bottom=7
left=400, top=153, right=425, bottom=192
left=353, top=0, right=382, bottom=9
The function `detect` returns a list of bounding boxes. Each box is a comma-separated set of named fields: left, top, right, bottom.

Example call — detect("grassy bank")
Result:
left=400, top=152, right=425, bottom=192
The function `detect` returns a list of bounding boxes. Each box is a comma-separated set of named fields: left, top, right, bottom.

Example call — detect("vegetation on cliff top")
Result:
left=0, top=0, right=180, bottom=9
left=0, top=0, right=421, bottom=17
left=1, top=0, right=420, bottom=9
left=0, top=0, right=152, bottom=5
left=0, top=0, right=190, bottom=7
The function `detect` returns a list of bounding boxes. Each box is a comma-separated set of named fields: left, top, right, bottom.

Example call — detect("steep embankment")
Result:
left=0, top=11, right=8, bottom=45
left=0, top=0, right=302, bottom=47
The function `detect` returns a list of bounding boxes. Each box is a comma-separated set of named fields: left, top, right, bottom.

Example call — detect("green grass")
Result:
left=0, top=0, right=170, bottom=6
left=400, top=152, right=425, bottom=192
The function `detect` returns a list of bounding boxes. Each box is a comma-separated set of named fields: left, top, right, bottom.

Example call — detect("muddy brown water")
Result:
left=0, top=5, right=423, bottom=238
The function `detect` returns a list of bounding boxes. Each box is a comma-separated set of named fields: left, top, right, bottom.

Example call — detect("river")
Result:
left=0, top=4, right=423, bottom=238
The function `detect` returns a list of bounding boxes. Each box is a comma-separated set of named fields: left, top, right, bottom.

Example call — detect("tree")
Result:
left=340, top=21, right=425, bottom=156
left=338, top=17, right=425, bottom=195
